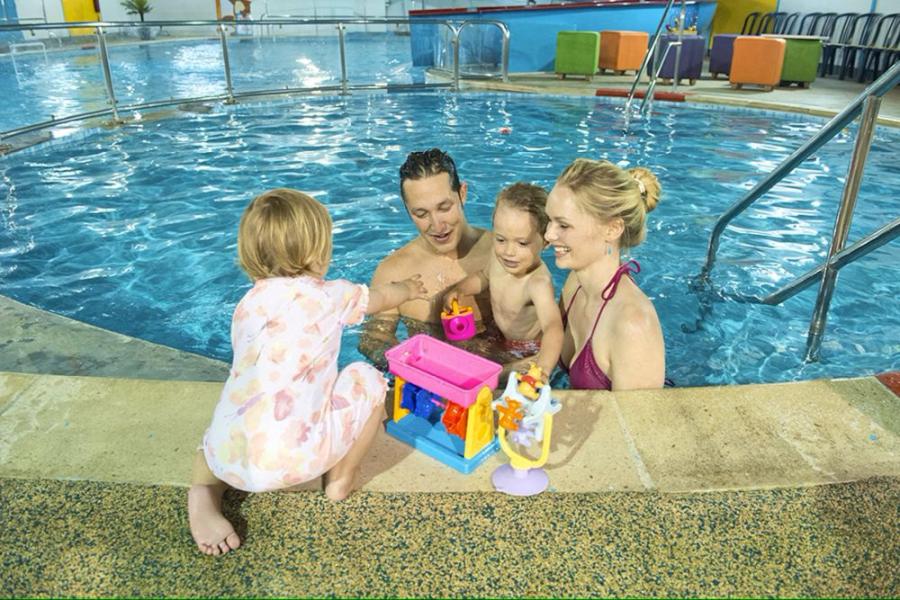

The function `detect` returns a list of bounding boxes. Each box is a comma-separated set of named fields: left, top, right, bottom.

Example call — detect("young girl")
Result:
left=189, top=188, right=427, bottom=556
left=442, top=182, right=563, bottom=379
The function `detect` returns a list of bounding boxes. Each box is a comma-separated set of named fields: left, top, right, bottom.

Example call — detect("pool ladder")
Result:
left=624, top=0, right=688, bottom=116
left=693, top=61, right=900, bottom=362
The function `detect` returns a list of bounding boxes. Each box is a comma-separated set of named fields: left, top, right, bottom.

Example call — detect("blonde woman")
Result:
left=544, top=159, right=665, bottom=391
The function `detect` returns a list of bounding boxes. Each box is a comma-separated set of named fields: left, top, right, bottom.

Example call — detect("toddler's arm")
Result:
left=441, top=270, right=488, bottom=312
left=529, top=274, right=564, bottom=377
left=367, top=275, right=428, bottom=315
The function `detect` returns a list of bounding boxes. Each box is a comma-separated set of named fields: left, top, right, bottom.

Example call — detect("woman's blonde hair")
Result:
left=556, top=158, right=661, bottom=248
left=237, top=188, right=332, bottom=281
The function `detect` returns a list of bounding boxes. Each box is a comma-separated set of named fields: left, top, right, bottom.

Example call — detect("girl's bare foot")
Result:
left=188, top=484, right=241, bottom=556
left=323, top=467, right=359, bottom=501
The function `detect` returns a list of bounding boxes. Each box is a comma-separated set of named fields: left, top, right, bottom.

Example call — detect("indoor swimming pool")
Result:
left=1, top=90, right=898, bottom=387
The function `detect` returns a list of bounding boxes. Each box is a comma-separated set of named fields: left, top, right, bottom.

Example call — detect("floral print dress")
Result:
left=203, top=276, right=387, bottom=492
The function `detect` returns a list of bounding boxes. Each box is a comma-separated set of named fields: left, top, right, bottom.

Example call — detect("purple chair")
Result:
left=652, top=34, right=705, bottom=84
left=709, top=33, right=739, bottom=79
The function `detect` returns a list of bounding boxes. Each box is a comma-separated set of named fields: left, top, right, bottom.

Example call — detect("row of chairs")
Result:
left=738, top=11, right=900, bottom=83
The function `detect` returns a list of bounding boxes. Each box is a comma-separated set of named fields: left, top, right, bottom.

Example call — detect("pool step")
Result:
left=1, top=370, right=898, bottom=493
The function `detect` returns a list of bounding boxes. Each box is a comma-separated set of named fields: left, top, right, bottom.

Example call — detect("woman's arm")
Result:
left=607, top=302, right=665, bottom=391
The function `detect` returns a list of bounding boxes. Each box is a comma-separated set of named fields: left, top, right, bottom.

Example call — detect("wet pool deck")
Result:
left=1, top=69, right=899, bottom=596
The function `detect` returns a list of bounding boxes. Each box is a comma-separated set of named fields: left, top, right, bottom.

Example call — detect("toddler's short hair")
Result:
left=237, top=188, right=332, bottom=280
left=494, top=182, right=550, bottom=235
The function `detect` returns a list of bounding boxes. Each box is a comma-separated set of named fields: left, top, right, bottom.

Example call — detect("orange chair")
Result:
left=729, top=36, right=786, bottom=91
left=598, top=30, right=649, bottom=75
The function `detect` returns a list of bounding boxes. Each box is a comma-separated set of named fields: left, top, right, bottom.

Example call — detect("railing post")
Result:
left=217, top=24, right=236, bottom=104
left=499, top=23, right=510, bottom=83
left=96, top=27, right=120, bottom=122
left=805, top=95, right=882, bottom=362
left=451, top=24, right=461, bottom=92
left=671, top=0, right=686, bottom=92
left=337, top=23, right=348, bottom=95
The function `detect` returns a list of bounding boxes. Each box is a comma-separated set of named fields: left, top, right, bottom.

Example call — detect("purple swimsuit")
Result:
left=560, top=260, right=640, bottom=390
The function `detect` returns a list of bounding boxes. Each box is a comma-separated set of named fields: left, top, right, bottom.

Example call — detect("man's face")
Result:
left=402, top=172, right=468, bottom=255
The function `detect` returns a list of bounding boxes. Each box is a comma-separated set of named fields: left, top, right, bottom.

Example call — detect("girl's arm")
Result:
left=528, top=274, right=564, bottom=377
left=367, top=275, right=428, bottom=315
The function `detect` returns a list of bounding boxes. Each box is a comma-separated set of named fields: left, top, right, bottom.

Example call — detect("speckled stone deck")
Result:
left=2, top=477, right=898, bottom=597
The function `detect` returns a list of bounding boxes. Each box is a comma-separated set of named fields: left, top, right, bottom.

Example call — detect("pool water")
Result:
left=1, top=92, right=898, bottom=386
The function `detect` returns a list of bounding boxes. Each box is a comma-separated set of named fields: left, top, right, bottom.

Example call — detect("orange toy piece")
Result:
left=496, top=399, right=524, bottom=431
left=598, top=30, right=649, bottom=75
left=729, top=36, right=786, bottom=91
left=442, top=402, right=468, bottom=439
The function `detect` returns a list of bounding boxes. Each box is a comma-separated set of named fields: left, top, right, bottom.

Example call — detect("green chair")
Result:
left=776, top=36, right=823, bottom=87
left=554, top=31, right=600, bottom=80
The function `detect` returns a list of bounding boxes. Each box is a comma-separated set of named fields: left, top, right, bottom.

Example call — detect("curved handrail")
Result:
left=695, top=60, right=900, bottom=285
left=0, top=16, right=511, bottom=141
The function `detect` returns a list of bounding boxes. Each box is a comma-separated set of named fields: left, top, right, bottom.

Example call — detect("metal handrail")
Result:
left=624, top=0, right=676, bottom=113
left=0, top=17, right=510, bottom=141
left=693, top=61, right=900, bottom=362
left=697, top=60, right=900, bottom=284
left=625, top=0, right=686, bottom=115
left=804, top=94, right=881, bottom=361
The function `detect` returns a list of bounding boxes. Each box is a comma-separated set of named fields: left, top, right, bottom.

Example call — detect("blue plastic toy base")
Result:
left=386, top=414, right=499, bottom=474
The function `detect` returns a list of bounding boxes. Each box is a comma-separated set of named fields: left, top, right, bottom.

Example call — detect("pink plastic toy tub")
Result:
left=385, top=334, right=501, bottom=408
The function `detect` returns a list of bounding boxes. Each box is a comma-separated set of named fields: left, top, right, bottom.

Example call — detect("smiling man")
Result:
left=359, top=148, right=494, bottom=368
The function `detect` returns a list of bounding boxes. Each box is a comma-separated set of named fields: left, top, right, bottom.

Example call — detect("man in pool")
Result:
left=359, top=148, right=496, bottom=369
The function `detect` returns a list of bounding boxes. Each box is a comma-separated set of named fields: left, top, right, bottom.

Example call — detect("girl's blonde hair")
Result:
left=556, top=158, right=661, bottom=248
left=237, top=188, right=332, bottom=281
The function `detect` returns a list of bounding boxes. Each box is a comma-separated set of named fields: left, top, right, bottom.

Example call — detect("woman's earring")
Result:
left=606, top=243, right=612, bottom=256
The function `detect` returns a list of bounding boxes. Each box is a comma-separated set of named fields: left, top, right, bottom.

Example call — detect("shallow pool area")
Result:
left=0, top=32, right=427, bottom=132
left=1, top=91, right=898, bottom=386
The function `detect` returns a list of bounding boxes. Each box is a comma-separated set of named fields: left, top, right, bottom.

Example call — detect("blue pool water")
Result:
left=1, top=91, right=898, bottom=386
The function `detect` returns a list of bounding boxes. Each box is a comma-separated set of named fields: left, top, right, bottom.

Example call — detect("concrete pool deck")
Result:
left=1, top=70, right=899, bottom=596
left=2, top=290, right=899, bottom=495
left=459, top=69, right=900, bottom=125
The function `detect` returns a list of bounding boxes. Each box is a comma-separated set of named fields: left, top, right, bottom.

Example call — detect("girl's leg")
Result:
left=324, top=362, right=388, bottom=501
left=324, top=403, right=385, bottom=501
left=188, top=448, right=242, bottom=556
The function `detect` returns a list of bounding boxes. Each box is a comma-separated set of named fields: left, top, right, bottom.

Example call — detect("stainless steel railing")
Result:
left=0, top=16, right=510, bottom=141
left=694, top=61, right=900, bottom=362
left=625, top=0, right=679, bottom=114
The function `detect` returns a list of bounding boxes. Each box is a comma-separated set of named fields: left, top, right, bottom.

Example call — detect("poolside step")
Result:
left=1, top=371, right=897, bottom=493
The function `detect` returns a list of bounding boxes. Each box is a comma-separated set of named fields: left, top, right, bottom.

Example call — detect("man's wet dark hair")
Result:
left=399, top=148, right=461, bottom=201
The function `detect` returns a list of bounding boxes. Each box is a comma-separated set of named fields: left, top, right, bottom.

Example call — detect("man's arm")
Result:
left=358, top=258, right=403, bottom=370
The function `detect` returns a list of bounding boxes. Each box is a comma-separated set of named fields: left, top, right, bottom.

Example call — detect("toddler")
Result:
left=189, top=188, right=427, bottom=556
left=443, top=182, right=562, bottom=378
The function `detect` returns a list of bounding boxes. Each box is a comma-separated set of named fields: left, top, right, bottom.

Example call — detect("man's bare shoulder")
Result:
left=374, top=239, right=424, bottom=278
